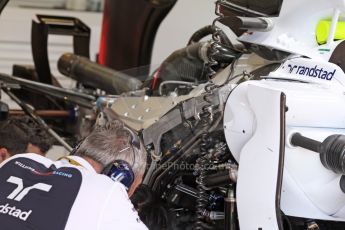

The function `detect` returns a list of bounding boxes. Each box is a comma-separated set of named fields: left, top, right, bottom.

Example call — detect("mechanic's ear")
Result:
left=0, top=148, right=10, bottom=163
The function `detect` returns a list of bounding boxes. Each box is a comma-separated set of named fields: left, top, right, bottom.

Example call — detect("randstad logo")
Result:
left=0, top=203, right=32, bottom=221
left=6, top=176, right=52, bottom=201
left=287, top=64, right=336, bottom=81
left=0, top=176, right=52, bottom=221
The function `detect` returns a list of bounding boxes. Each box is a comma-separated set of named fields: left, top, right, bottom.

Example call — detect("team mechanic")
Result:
left=0, top=121, right=148, bottom=230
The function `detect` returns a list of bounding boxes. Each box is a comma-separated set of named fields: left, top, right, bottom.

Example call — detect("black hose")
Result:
left=188, top=25, right=231, bottom=47
left=188, top=25, right=214, bottom=45
left=158, top=42, right=239, bottom=86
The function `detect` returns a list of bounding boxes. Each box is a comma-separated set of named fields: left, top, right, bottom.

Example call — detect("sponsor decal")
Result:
left=287, top=64, right=336, bottom=81
left=6, top=176, right=52, bottom=202
left=15, top=161, right=72, bottom=178
left=0, top=176, right=52, bottom=222
left=0, top=203, right=32, bottom=221
left=52, top=171, right=73, bottom=178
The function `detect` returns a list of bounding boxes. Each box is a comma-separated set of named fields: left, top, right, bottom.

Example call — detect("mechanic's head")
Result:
left=74, top=120, right=147, bottom=195
left=8, top=116, right=54, bottom=156
left=0, top=121, right=29, bottom=162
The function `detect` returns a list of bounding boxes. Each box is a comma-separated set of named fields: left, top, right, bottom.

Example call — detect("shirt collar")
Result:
left=62, top=156, right=96, bottom=173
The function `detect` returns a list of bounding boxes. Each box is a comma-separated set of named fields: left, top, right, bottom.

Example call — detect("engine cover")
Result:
left=224, top=78, right=345, bottom=222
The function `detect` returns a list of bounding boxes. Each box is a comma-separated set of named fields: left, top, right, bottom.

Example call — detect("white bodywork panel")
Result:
left=235, top=83, right=284, bottom=230
left=269, top=57, right=345, bottom=87
left=238, top=0, right=345, bottom=60
left=224, top=78, right=345, bottom=223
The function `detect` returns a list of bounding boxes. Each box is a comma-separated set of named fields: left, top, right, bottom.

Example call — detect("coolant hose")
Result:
left=188, top=25, right=231, bottom=47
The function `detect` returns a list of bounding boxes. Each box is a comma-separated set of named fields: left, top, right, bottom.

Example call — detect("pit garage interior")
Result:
left=1, top=0, right=345, bottom=230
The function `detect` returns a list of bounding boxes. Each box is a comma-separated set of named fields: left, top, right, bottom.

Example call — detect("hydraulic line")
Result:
left=194, top=83, right=216, bottom=230
left=188, top=25, right=231, bottom=47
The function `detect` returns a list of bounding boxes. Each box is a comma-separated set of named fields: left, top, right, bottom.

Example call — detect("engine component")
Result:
left=194, top=146, right=210, bottom=225
left=175, top=184, right=206, bottom=200
left=319, top=135, right=345, bottom=175
left=58, top=53, right=143, bottom=94
left=202, top=210, right=225, bottom=221
left=173, top=183, right=224, bottom=209
left=157, top=42, right=208, bottom=89
left=291, top=133, right=345, bottom=175
left=290, top=133, right=320, bottom=153
left=156, top=36, right=240, bottom=95
left=306, top=221, right=320, bottom=230
left=224, top=186, right=237, bottom=230
left=188, top=25, right=231, bottom=46
left=204, top=167, right=237, bottom=187
left=235, top=16, right=273, bottom=31
left=8, top=110, right=72, bottom=118
left=194, top=83, right=218, bottom=229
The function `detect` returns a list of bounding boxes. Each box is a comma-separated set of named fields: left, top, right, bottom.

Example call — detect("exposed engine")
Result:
left=93, top=0, right=345, bottom=229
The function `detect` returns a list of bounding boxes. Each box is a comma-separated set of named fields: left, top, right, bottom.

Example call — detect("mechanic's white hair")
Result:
left=75, top=120, right=146, bottom=177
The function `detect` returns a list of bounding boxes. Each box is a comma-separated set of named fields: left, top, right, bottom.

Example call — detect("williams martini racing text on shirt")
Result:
left=288, top=64, right=336, bottom=81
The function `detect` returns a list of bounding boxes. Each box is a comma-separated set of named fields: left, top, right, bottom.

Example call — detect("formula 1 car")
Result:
left=2, top=0, right=345, bottom=229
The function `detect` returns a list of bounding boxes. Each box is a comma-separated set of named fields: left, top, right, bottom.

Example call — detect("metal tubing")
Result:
left=9, top=110, right=70, bottom=117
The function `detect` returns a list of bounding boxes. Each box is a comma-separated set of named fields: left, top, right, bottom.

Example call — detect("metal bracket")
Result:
left=182, top=90, right=220, bottom=121
left=142, top=108, right=182, bottom=157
